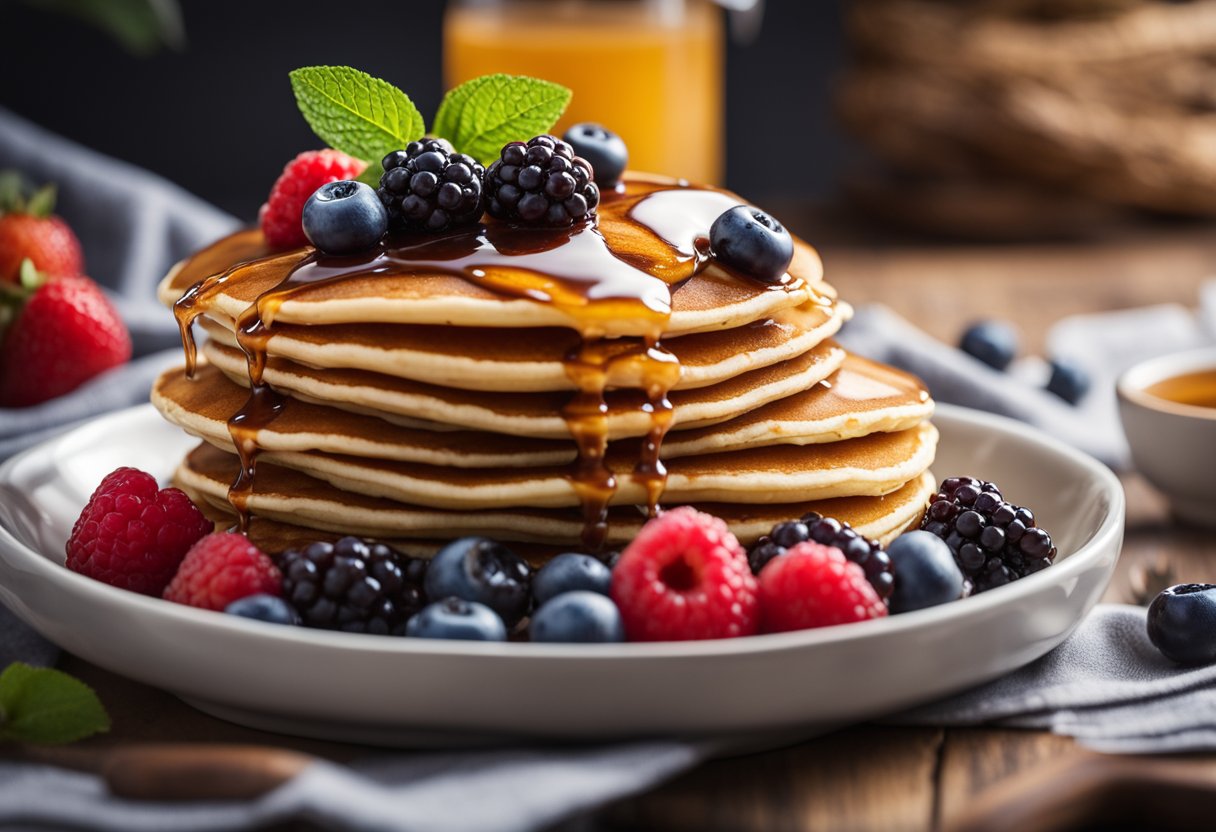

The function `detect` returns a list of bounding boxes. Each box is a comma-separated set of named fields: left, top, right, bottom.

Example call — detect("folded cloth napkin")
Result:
left=0, top=106, right=238, bottom=462
left=837, top=296, right=1216, bottom=470
left=891, top=604, right=1216, bottom=754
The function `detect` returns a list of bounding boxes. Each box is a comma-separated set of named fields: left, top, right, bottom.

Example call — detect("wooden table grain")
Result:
left=11, top=221, right=1216, bottom=830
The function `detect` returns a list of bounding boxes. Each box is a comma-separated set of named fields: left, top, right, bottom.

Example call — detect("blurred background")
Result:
left=0, top=0, right=849, bottom=218
left=4, top=0, right=1216, bottom=354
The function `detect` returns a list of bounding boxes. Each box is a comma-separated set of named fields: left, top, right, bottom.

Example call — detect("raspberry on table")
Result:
left=163, top=532, right=282, bottom=612
left=485, top=135, right=599, bottom=227
left=758, top=541, right=888, bottom=633
left=279, top=536, right=427, bottom=635
left=377, top=139, right=485, bottom=232
left=65, top=467, right=213, bottom=596
left=259, top=149, right=367, bottom=249
left=611, top=507, right=759, bottom=641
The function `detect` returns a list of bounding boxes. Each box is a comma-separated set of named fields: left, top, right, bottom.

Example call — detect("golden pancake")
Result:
left=176, top=442, right=934, bottom=548
left=194, top=298, right=848, bottom=393
left=201, top=338, right=848, bottom=440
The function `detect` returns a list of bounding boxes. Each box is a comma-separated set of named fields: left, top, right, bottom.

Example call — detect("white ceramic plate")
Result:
left=0, top=404, right=1123, bottom=745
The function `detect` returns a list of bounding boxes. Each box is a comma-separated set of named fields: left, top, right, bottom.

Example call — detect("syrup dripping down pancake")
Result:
left=176, top=442, right=935, bottom=548
left=200, top=338, right=849, bottom=440
left=153, top=355, right=933, bottom=469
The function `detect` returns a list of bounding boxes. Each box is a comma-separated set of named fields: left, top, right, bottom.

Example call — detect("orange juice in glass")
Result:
left=444, top=0, right=724, bottom=185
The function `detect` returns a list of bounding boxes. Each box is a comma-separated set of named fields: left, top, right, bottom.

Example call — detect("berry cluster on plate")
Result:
left=64, top=465, right=1070, bottom=644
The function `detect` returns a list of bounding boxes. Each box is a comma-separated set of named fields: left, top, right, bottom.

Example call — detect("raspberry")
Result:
left=163, top=532, right=282, bottom=611
left=65, top=468, right=212, bottom=596
left=920, top=476, right=1057, bottom=593
left=259, top=150, right=367, bottom=249
left=485, top=135, right=599, bottom=227
left=279, top=536, right=427, bottom=635
left=758, top=542, right=888, bottom=633
left=749, top=513, right=894, bottom=601
left=611, top=507, right=758, bottom=641
left=377, top=140, right=485, bottom=232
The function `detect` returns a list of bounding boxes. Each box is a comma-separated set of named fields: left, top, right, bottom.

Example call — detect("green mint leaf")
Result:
left=433, top=74, right=572, bottom=165
left=290, top=66, right=424, bottom=165
left=0, top=663, right=109, bottom=745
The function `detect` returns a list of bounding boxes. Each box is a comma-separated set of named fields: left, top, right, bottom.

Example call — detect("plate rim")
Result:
left=0, top=402, right=1124, bottom=660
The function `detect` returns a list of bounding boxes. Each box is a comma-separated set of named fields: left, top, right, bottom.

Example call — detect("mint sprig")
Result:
left=0, top=663, right=110, bottom=745
left=433, top=74, right=572, bottom=165
left=289, top=66, right=572, bottom=172
left=290, top=66, right=426, bottom=172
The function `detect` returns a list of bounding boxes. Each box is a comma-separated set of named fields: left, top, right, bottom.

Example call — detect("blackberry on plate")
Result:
left=920, top=476, right=1057, bottom=593
left=377, top=139, right=485, bottom=232
left=278, top=536, right=427, bottom=635
left=485, top=135, right=599, bottom=227
left=748, top=513, right=894, bottom=600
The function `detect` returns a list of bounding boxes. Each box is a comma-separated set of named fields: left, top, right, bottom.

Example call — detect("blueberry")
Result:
left=424, top=537, right=532, bottom=627
left=1147, top=584, right=1216, bottom=666
left=532, top=553, right=612, bottom=605
left=959, top=321, right=1018, bottom=371
left=709, top=205, right=795, bottom=284
left=405, top=597, right=507, bottom=641
left=562, top=123, right=628, bottom=188
left=224, top=594, right=298, bottom=625
left=1046, top=358, right=1090, bottom=405
left=530, top=592, right=624, bottom=643
left=887, top=531, right=965, bottom=614
left=301, top=180, right=388, bottom=255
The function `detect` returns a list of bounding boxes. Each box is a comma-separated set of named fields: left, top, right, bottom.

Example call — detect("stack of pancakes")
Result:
left=153, top=176, right=936, bottom=557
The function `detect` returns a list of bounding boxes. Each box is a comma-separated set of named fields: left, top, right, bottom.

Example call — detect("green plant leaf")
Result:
left=0, top=663, right=110, bottom=745
left=290, top=66, right=425, bottom=166
left=25, top=184, right=56, bottom=218
left=433, top=74, right=572, bottom=165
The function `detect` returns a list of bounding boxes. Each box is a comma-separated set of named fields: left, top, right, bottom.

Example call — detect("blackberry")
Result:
left=377, top=140, right=485, bottom=232
left=920, top=476, right=1057, bottom=593
left=748, top=513, right=894, bottom=600
left=485, top=135, right=599, bottom=227
left=278, top=536, right=427, bottom=635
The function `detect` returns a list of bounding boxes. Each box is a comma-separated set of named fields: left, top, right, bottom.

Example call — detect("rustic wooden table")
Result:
left=12, top=221, right=1216, bottom=830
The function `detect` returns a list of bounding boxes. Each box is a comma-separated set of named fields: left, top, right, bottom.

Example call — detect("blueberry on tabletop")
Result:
left=530, top=591, right=625, bottom=643
left=886, top=531, right=965, bottom=614
left=1147, top=583, right=1216, bottom=666
left=377, top=139, right=486, bottom=232
left=406, top=597, right=507, bottom=641
left=562, top=123, right=628, bottom=188
left=709, top=205, right=795, bottom=284
left=1046, top=358, right=1091, bottom=405
left=224, top=593, right=299, bottom=625
left=424, top=536, right=532, bottom=627
left=959, top=321, right=1018, bottom=371
left=532, top=553, right=613, bottom=605
left=301, top=180, right=388, bottom=255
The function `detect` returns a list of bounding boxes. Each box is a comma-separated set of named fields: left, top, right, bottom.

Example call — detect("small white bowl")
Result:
left=1118, top=346, right=1216, bottom=527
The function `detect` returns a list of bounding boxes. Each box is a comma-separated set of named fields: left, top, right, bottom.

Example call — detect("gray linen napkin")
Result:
left=837, top=297, right=1216, bottom=470
left=891, top=604, right=1216, bottom=754
left=0, top=106, right=238, bottom=461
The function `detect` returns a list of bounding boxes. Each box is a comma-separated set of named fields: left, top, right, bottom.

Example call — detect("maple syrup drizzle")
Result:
left=171, top=181, right=804, bottom=546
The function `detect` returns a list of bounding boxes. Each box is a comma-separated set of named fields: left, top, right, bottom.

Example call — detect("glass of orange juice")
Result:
left=444, top=0, right=724, bottom=185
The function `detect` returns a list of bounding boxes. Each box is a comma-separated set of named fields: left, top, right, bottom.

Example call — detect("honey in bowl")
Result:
left=1144, top=369, right=1216, bottom=411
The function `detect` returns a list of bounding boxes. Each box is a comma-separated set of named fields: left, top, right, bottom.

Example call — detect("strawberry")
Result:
left=0, top=266, right=131, bottom=407
left=0, top=175, right=84, bottom=284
